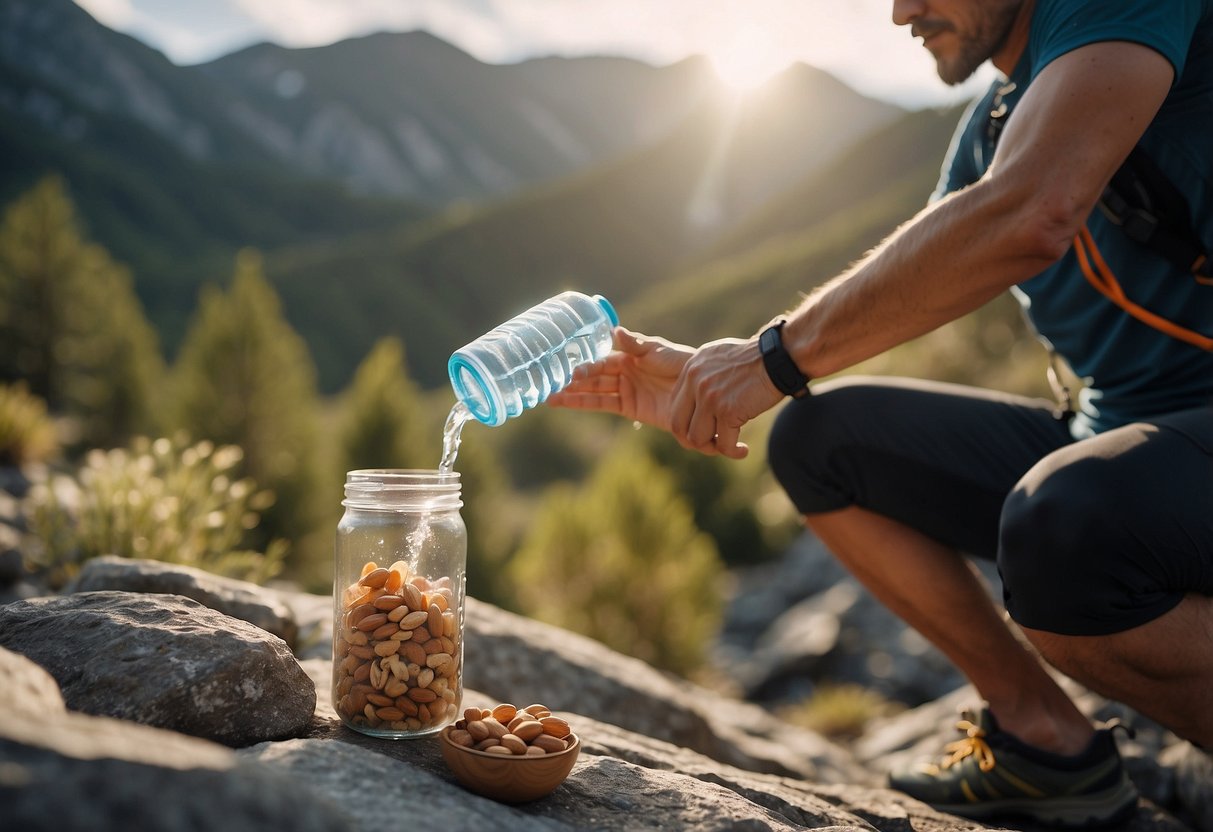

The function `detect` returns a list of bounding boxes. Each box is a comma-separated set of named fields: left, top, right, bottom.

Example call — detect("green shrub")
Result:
left=0, top=382, right=58, bottom=466
left=509, top=438, right=723, bottom=676
left=779, top=684, right=904, bottom=740
left=27, top=434, right=284, bottom=587
left=338, top=337, right=429, bottom=473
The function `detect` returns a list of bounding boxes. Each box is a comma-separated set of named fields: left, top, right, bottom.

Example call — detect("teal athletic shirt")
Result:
left=937, top=0, right=1213, bottom=438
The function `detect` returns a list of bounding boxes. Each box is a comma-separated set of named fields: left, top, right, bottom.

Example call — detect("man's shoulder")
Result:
left=1029, top=0, right=1212, bottom=80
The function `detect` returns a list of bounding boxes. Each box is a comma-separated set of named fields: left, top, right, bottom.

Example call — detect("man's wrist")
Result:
left=758, top=319, right=811, bottom=398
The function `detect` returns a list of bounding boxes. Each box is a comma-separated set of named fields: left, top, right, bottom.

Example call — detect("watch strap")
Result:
left=759, top=320, right=811, bottom=398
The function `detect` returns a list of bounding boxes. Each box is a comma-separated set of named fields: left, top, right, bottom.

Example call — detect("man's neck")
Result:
left=992, top=0, right=1036, bottom=76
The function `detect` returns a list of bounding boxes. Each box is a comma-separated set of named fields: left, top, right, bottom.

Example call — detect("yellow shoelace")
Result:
left=922, top=718, right=997, bottom=774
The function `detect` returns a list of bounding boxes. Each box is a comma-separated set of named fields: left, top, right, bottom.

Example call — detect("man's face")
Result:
left=893, top=0, right=1024, bottom=84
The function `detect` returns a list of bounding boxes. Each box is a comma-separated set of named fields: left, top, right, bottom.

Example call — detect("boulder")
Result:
left=0, top=645, right=65, bottom=722
left=0, top=649, right=351, bottom=832
left=0, top=591, right=314, bottom=746
left=718, top=533, right=998, bottom=707
left=462, top=596, right=865, bottom=784
left=66, top=555, right=299, bottom=647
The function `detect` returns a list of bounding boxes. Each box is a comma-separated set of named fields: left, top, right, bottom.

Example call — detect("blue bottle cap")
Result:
left=593, top=294, right=620, bottom=326
left=448, top=351, right=506, bottom=426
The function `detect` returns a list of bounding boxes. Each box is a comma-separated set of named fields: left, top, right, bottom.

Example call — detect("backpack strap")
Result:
left=983, top=89, right=1211, bottom=349
left=1098, top=146, right=1213, bottom=283
left=1073, top=225, right=1213, bottom=350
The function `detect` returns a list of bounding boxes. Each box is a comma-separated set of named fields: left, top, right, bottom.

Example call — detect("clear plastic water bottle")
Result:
left=447, top=291, right=619, bottom=427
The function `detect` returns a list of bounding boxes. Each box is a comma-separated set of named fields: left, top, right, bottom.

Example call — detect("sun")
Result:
left=708, top=25, right=792, bottom=91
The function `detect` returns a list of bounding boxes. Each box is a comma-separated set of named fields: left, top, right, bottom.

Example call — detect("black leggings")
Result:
left=767, top=376, right=1213, bottom=636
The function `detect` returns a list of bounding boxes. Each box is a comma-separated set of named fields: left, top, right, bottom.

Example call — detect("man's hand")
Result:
left=669, top=335, right=784, bottom=460
left=546, top=327, right=693, bottom=431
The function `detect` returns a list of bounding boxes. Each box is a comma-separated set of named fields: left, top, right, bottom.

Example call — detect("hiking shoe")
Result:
left=889, top=708, right=1138, bottom=828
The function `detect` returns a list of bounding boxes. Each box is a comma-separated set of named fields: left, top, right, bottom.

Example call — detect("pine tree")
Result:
left=636, top=427, right=779, bottom=568
left=0, top=177, right=163, bottom=448
left=338, top=337, right=429, bottom=473
left=509, top=438, right=723, bottom=675
left=168, top=249, right=325, bottom=577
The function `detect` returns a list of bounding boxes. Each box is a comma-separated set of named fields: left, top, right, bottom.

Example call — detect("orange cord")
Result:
left=1072, top=226, right=1213, bottom=351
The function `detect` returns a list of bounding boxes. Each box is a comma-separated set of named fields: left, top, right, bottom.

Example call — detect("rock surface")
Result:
left=0, top=648, right=350, bottom=832
left=0, top=550, right=1209, bottom=831
left=0, top=591, right=315, bottom=746
left=65, top=555, right=300, bottom=647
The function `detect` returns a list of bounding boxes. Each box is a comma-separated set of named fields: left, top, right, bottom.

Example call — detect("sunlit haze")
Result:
left=73, top=0, right=996, bottom=108
left=709, top=23, right=793, bottom=91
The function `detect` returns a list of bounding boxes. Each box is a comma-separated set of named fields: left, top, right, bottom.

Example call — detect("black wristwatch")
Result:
left=758, top=320, right=811, bottom=398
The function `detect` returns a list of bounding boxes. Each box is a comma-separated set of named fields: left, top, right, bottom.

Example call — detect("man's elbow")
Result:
left=1014, top=195, right=1092, bottom=266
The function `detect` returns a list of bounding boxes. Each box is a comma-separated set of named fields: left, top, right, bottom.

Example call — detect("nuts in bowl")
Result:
left=439, top=703, right=580, bottom=803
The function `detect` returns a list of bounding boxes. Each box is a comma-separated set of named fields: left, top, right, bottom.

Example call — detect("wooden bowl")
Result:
left=438, top=726, right=580, bottom=803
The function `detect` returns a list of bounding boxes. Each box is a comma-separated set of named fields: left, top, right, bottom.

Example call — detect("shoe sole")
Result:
left=930, top=782, right=1139, bottom=829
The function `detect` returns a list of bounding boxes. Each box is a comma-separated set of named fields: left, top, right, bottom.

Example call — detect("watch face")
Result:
left=759, top=327, right=779, bottom=354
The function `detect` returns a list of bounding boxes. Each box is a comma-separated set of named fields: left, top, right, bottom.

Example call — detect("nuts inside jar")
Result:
left=333, top=560, right=460, bottom=733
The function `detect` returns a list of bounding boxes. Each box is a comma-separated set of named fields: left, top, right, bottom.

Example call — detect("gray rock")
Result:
left=735, top=581, right=967, bottom=706
left=272, top=583, right=331, bottom=659
left=285, top=584, right=864, bottom=783
left=244, top=737, right=566, bottom=830
left=66, top=556, right=299, bottom=647
left=461, top=595, right=864, bottom=784
left=719, top=532, right=999, bottom=708
left=718, top=533, right=849, bottom=650
left=248, top=733, right=881, bottom=831
left=0, top=646, right=65, bottom=721
left=0, top=591, right=314, bottom=746
left=1160, top=743, right=1213, bottom=832
left=0, top=695, right=350, bottom=832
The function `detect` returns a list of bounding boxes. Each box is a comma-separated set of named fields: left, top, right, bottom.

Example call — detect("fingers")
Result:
left=613, top=326, right=647, bottom=355
left=545, top=391, right=623, bottom=414
left=670, top=378, right=729, bottom=458
left=547, top=372, right=622, bottom=412
left=714, top=425, right=749, bottom=460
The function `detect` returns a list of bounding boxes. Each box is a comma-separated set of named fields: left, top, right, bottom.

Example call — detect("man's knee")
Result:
left=767, top=380, right=878, bottom=515
left=998, top=448, right=1144, bottom=636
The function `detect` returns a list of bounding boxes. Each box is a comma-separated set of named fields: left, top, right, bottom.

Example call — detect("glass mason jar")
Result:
left=332, top=470, right=465, bottom=739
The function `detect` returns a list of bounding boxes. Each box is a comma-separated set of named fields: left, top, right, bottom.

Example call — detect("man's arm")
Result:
left=669, top=39, right=1176, bottom=458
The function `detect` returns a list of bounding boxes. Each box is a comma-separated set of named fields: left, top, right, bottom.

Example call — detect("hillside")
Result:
left=626, top=104, right=965, bottom=343
left=264, top=70, right=904, bottom=390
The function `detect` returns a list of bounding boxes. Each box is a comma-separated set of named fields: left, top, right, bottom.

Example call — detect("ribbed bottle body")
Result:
left=448, top=291, right=618, bottom=426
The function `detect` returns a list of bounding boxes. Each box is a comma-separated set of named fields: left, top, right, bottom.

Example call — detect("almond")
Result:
left=359, top=567, right=390, bottom=589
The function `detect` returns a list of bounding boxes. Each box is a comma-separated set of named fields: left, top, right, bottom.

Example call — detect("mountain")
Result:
left=624, top=105, right=964, bottom=345
left=2, top=0, right=947, bottom=395
left=0, top=0, right=428, bottom=339
left=198, top=34, right=721, bottom=203
left=262, top=71, right=905, bottom=389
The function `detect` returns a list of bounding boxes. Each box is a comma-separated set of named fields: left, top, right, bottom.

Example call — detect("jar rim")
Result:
left=343, top=469, right=461, bottom=509
left=346, top=468, right=460, bottom=485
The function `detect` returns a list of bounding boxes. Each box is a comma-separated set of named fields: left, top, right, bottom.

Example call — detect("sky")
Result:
left=73, top=0, right=996, bottom=107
